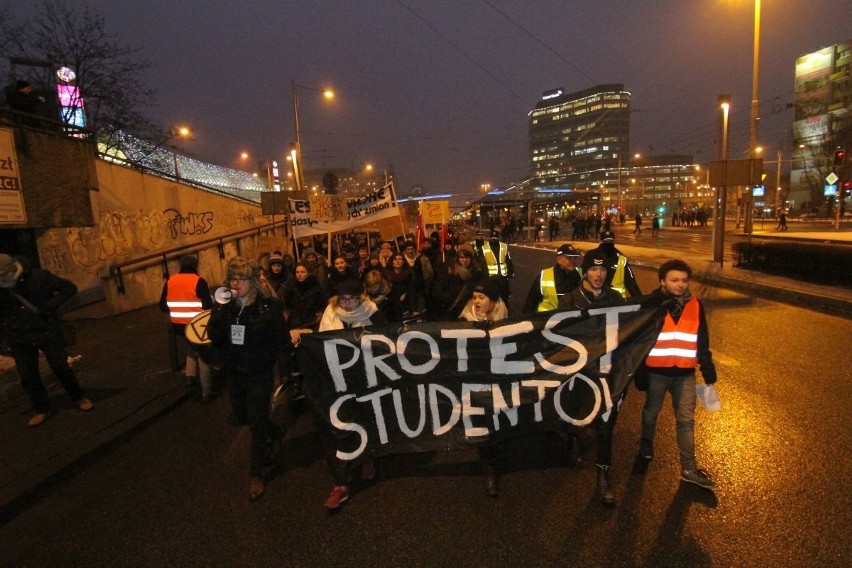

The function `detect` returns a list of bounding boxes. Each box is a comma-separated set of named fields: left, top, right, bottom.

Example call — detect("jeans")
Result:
left=641, top=370, right=696, bottom=471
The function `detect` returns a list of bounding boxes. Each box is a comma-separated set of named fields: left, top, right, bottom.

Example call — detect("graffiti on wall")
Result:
left=59, top=208, right=214, bottom=268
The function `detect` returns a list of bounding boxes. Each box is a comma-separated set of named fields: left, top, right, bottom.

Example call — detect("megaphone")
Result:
left=214, top=287, right=235, bottom=304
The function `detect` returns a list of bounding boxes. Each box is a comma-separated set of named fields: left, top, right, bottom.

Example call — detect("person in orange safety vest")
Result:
left=159, top=255, right=213, bottom=400
left=639, top=259, right=718, bottom=490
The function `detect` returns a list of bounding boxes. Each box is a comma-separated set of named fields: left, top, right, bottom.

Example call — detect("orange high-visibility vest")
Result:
left=645, top=297, right=700, bottom=368
left=166, top=273, right=203, bottom=324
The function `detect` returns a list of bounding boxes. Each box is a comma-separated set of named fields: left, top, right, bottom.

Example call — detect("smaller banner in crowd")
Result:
left=421, top=200, right=449, bottom=225
left=298, top=304, right=663, bottom=460
left=290, top=182, right=400, bottom=237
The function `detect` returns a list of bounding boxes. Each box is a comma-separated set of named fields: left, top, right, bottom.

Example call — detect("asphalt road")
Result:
left=1, top=252, right=850, bottom=567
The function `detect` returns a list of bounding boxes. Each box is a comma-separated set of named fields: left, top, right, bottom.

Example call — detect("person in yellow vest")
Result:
left=590, top=230, right=641, bottom=299
left=639, top=259, right=718, bottom=489
left=522, top=243, right=581, bottom=314
left=474, top=230, right=513, bottom=303
left=159, top=255, right=213, bottom=400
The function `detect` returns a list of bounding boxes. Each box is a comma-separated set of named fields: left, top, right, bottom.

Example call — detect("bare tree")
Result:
left=0, top=0, right=164, bottom=151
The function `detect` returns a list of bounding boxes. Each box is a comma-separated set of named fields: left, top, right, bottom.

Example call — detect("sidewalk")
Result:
left=1, top=229, right=851, bottom=526
left=0, top=306, right=193, bottom=525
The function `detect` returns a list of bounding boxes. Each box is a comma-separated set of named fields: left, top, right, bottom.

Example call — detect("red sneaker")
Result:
left=323, top=486, right=349, bottom=510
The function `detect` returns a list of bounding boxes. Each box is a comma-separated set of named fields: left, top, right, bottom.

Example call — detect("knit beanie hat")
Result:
left=473, top=276, right=502, bottom=302
left=582, top=249, right=608, bottom=272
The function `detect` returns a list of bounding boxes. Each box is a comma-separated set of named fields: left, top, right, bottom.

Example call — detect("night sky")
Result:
left=5, top=1, right=851, bottom=202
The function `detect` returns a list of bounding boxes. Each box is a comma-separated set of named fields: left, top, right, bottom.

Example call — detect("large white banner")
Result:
left=0, top=128, right=27, bottom=224
left=290, top=182, right=400, bottom=237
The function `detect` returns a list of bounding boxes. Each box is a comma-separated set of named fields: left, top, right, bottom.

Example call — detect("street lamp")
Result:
left=171, top=125, right=193, bottom=181
left=713, top=95, right=731, bottom=264
left=292, top=80, right=334, bottom=191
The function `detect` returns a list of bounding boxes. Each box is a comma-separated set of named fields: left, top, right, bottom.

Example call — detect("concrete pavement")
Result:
left=1, top=226, right=850, bottom=526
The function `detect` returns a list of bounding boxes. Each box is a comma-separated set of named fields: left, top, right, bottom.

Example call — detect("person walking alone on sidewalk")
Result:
left=776, top=211, right=788, bottom=231
left=0, top=254, right=93, bottom=427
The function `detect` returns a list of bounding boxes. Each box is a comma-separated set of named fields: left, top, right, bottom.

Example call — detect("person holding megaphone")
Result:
left=207, top=256, right=286, bottom=502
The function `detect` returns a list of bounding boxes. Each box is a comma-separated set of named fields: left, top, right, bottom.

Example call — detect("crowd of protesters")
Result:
left=2, top=221, right=718, bottom=511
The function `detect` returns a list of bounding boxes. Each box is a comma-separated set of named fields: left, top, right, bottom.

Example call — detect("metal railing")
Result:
left=108, top=219, right=289, bottom=294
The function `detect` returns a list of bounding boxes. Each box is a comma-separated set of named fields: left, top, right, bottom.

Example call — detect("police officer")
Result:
left=522, top=243, right=582, bottom=314
left=474, top=230, right=513, bottom=302
left=590, top=230, right=641, bottom=299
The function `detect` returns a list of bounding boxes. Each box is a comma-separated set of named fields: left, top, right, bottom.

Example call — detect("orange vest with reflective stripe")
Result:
left=645, top=297, right=699, bottom=368
left=166, top=273, right=203, bottom=324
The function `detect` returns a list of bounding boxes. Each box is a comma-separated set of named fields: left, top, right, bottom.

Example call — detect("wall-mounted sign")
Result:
left=0, top=128, right=27, bottom=224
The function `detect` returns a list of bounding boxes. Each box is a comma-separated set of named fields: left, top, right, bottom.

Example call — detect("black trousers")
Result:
left=228, top=369, right=278, bottom=477
left=10, top=339, right=85, bottom=413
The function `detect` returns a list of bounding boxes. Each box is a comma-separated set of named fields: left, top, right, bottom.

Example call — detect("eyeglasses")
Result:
left=338, top=295, right=360, bottom=303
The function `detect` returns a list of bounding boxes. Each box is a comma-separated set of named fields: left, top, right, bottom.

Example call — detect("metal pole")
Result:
left=713, top=96, right=731, bottom=264
left=292, top=80, right=304, bottom=192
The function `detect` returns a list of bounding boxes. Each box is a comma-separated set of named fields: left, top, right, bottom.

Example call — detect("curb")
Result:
left=0, top=383, right=194, bottom=527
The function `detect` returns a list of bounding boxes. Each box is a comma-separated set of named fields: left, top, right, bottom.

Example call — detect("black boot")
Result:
left=484, top=466, right=499, bottom=498
left=567, top=435, right=582, bottom=468
left=596, top=464, right=615, bottom=505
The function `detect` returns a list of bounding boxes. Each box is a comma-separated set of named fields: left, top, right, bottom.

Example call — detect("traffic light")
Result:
left=834, top=148, right=846, bottom=168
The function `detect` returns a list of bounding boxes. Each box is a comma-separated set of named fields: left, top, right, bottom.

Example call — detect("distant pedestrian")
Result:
left=651, top=214, right=660, bottom=237
left=639, top=259, right=718, bottom=490
left=776, top=212, right=788, bottom=231
left=0, top=254, right=93, bottom=427
left=633, top=213, right=643, bottom=235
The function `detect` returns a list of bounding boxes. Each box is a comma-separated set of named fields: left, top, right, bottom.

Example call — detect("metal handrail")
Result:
left=108, top=219, right=289, bottom=294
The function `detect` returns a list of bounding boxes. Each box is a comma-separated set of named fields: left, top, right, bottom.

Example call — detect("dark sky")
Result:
left=6, top=1, right=851, bottom=201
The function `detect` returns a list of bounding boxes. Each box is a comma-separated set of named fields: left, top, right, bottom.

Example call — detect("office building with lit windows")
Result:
left=529, top=84, right=631, bottom=191
left=790, top=39, right=851, bottom=212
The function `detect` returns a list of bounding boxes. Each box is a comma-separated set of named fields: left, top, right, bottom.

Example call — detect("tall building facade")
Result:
left=790, top=39, right=852, bottom=212
left=529, top=84, right=631, bottom=190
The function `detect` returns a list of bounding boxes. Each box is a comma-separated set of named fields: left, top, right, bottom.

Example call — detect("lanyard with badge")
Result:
left=231, top=305, right=246, bottom=345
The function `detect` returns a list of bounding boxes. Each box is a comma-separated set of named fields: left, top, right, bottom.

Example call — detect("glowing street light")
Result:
left=292, top=80, right=335, bottom=191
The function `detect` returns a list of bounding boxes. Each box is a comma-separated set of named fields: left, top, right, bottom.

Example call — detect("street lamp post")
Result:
left=171, top=125, right=192, bottom=182
left=292, top=80, right=334, bottom=193
left=713, top=95, right=731, bottom=264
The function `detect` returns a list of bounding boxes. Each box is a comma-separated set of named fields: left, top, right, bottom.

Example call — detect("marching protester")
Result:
left=590, top=230, right=642, bottom=300
left=558, top=249, right=626, bottom=505
left=301, top=248, right=329, bottom=291
left=458, top=276, right=509, bottom=497
left=522, top=243, right=582, bottom=314
left=315, top=278, right=386, bottom=510
left=639, top=259, right=718, bottom=489
left=362, top=268, right=395, bottom=322
left=159, top=254, right=214, bottom=401
left=282, top=262, right=326, bottom=401
left=207, top=257, right=285, bottom=502
left=265, top=250, right=293, bottom=294
left=0, top=254, right=93, bottom=427
left=379, top=253, right=418, bottom=322
left=431, top=244, right=485, bottom=320
left=402, top=240, right=432, bottom=312
left=328, top=255, right=359, bottom=298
